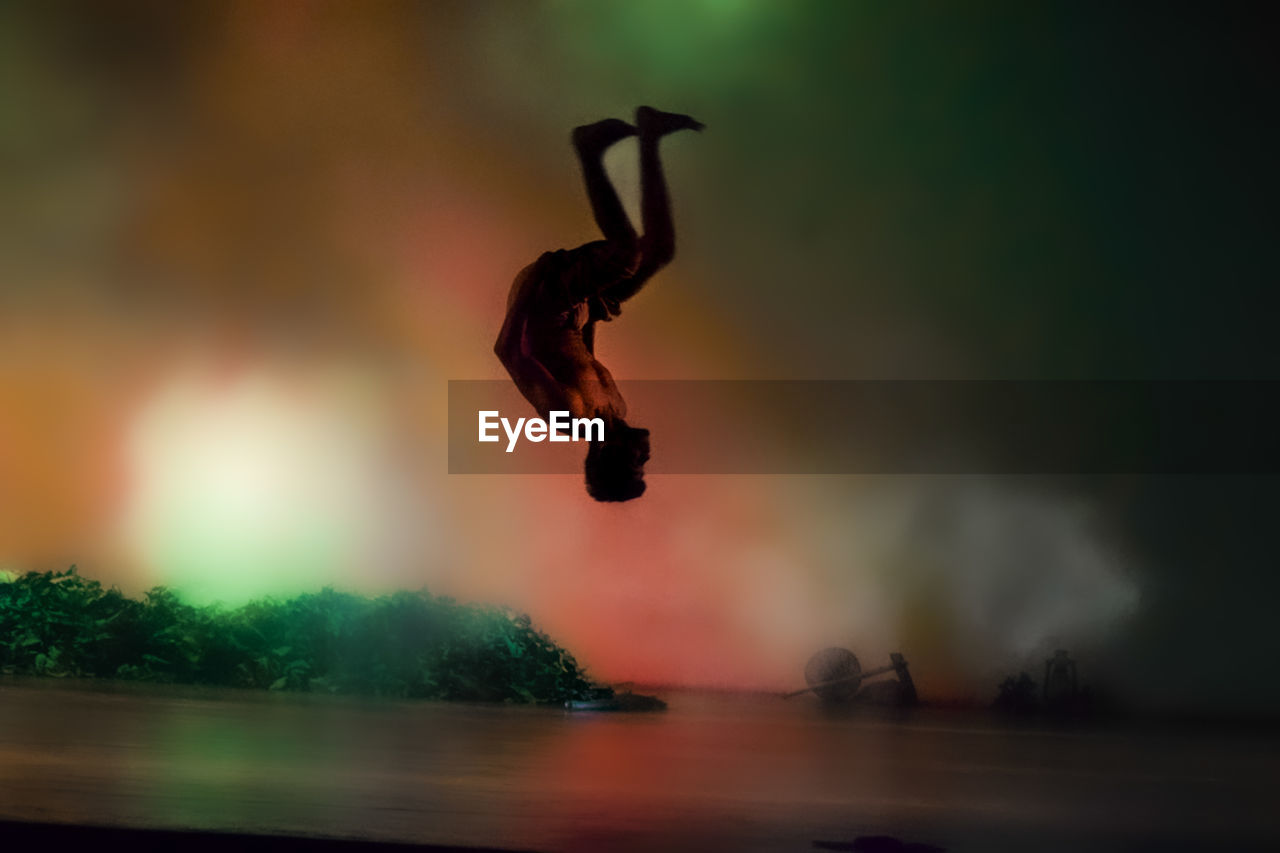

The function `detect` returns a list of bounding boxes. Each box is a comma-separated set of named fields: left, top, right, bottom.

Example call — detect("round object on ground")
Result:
left=804, top=647, right=862, bottom=702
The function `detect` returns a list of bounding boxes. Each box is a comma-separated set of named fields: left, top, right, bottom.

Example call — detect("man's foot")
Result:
left=572, top=118, right=638, bottom=156
left=636, top=105, right=706, bottom=136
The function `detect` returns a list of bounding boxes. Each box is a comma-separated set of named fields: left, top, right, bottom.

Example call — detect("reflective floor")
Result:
left=1, top=679, right=1276, bottom=852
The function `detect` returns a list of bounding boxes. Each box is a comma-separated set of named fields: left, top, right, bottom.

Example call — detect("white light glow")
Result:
left=122, top=366, right=399, bottom=604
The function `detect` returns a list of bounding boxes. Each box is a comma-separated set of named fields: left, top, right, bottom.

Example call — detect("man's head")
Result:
left=584, top=420, right=650, bottom=502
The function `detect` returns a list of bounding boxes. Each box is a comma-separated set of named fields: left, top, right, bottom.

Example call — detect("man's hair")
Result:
left=584, top=422, right=650, bottom=502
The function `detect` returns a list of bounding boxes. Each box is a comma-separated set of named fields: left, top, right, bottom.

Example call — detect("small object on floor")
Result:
left=564, top=689, right=666, bottom=712
left=785, top=650, right=917, bottom=706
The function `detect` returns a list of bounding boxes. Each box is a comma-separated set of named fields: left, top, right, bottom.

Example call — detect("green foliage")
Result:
left=0, top=567, right=600, bottom=703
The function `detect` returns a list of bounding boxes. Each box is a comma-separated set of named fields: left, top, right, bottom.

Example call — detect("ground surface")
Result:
left=0, top=679, right=1276, bottom=852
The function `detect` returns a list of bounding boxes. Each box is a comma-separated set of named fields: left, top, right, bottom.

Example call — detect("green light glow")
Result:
left=123, top=369, right=387, bottom=605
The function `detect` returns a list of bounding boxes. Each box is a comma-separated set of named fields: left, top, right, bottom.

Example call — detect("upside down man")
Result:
left=495, top=106, right=703, bottom=501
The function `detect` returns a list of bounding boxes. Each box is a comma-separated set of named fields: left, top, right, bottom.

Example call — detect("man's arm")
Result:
left=494, top=265, right=574, bottom=419
left=495, top=338, right=573, bottom=421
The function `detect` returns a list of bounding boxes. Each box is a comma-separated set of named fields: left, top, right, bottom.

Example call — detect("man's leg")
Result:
left=609, top=105, right=704, bottom=303
left=572, top=119, right=638, bottom=244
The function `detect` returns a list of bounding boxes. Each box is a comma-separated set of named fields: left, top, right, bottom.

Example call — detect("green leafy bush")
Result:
left=0, top=567, right=600, bottom=703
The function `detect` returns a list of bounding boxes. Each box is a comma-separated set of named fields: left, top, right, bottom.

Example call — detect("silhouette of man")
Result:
left=495, top=106, right=703, bottom=501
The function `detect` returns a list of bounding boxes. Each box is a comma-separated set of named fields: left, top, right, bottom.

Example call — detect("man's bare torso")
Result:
left=503, top=244, right=636, bottom=422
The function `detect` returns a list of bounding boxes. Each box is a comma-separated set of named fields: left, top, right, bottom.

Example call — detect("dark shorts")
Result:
left=536, top=240, right=639, bottom=321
